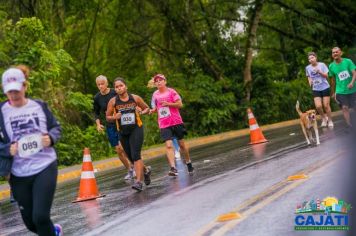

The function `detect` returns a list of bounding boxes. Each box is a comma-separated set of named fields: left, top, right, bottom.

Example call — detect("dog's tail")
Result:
left=296, top=100, right=302, bottom=116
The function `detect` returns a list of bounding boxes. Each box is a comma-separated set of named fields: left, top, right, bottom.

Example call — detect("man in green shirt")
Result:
left=329, top=47, right=356, bottom=127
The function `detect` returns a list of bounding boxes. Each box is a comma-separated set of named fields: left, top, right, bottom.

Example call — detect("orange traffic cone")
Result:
left=247, top=108, right=268, bottom=145
left=73, top=148, right=105, bottom=203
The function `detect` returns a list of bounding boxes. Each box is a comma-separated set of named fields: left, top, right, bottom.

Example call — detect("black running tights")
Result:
left=9, top=161, right=57, bottom=236
left=120, top=126, right=144, bottom=163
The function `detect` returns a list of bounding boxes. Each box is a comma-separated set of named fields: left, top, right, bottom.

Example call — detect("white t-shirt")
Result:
left=305, top=62, right=330, bottom=91
left=1, top=99, right=57, bottom=177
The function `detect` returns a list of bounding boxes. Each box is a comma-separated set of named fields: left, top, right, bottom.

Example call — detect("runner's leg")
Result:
left=10, top=175, right=37, bottom=233
left=178, top=139, right=191, bottom=163
left=129, top=127, right=144, bottom=183
left=165, top=140, right=175, bottom=168
left=32, top=161, right=57, bottom=236
left=314, top=97, right=327, bottom=126
left=342, top=106, right=351, bottom=126
left=116, top=143, right=132, bottom=168
left=322, top=96, right=333, bottom=123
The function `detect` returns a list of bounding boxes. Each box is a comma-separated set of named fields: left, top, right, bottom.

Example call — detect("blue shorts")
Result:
left=106, top=126, right=121, bottom=147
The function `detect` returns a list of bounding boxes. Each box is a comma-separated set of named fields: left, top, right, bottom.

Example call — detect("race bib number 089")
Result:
left=18, top=133, right=43, bottom=158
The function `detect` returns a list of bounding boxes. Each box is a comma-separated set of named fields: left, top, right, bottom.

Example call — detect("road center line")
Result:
left=192, top=150, right=346, bottom=236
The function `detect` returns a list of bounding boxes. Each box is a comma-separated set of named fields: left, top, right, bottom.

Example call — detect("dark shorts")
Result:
left=106, top=125, right=121, bottom=147
left=160, top=124, right=187, bottom=142
left=335, top=93, right=356, bottom=108
left=313, top=88, right=330, bottom=98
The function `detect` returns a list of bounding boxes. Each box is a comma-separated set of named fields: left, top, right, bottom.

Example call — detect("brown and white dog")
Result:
left=296, top=101, right=320, bottom=145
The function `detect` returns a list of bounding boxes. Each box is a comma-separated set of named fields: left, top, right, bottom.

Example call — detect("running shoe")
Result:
left=54, top=224, right=63, bottom=236
left=144, top=166, right=152, bottom=185
left=168, top=167, right=178, bottom=176
left=124, top=168, right=136, bottom=180
left=132, top=181, right=143, bottom=192
left=320, top=118, right=328, bottom=127
left=328, top=120, right=334, bottom=128
left=187, top=162, right=194, bottom=175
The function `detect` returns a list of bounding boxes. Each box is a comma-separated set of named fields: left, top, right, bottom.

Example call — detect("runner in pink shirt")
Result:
left=150, top=74, right=194, bottom=176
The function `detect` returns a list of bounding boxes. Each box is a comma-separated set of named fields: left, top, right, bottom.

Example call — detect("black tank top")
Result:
left=114, top=94, right=142, bottom=134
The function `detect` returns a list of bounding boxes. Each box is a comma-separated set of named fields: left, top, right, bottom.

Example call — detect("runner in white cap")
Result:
left=0, top=65, right=63, bottom=236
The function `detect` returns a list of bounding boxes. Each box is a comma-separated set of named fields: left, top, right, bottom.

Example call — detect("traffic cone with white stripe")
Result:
left=73, top=148, right=105, bottom=203
left=247, top=108, right=268, bottom=145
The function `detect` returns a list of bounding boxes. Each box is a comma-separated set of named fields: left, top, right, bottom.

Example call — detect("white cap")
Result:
left=2, top=68, right=26, bottom=93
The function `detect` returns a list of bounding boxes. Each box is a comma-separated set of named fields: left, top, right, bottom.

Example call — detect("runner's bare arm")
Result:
left=307, top=77, right=313, bottom=87
left=317, top=70, right=328, bottom=78
left=106, top=98, right=121, bottom=121
left=133, top=95, right=150, bottom=115
left=95, top=119, right=104, bottom=132
left=348, top=71, right=356, bottom=89
left=149, top=107, right=157, bottom=114
left=94, top=98, right=104, bottom=131
left=9, top=143, right=18, bottom=156
left=161, top=99, right=182, bottom=108
left=42, top=135, right=52, bottom=147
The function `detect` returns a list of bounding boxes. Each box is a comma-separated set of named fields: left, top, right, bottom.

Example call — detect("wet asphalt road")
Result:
left=0, top=116, right=352, bottom=236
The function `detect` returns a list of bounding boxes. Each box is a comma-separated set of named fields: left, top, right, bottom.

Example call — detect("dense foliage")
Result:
left=0, top=0, right=354, bottom=166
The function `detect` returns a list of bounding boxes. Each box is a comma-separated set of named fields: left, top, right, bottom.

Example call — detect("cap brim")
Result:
left=3, top=82, right=23, bottom=93
left=154, top=78, right=166, bottom=82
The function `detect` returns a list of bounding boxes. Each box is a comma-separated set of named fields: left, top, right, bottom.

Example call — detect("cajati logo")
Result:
left=294, top=197, right=351, bottom=231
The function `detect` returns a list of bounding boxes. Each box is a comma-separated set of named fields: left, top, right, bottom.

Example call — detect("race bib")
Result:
left=159, top=107, right=171, bottom=118
left=121, top=113, right=135, bottom=125
left=18, top=133, right=43, bottom=158
left=313, top=78, right=322, bottom=85
left=338, top=70, right=350, bottom=81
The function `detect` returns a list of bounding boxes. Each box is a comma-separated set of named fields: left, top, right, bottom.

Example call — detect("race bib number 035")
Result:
left=121, top=113, right=135, bottom=125
left=18, top=133, right=43, bottom=158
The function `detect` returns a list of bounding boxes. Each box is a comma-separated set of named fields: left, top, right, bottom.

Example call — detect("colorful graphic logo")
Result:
left=294, top=197, right=351, bottom=231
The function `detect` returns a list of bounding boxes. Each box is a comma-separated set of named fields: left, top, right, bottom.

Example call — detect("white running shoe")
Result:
left=320, top=118, right=328, bottom=127
left=124, top=168, right=136, bottom=180
left=328, top=120, right=334, bottom=128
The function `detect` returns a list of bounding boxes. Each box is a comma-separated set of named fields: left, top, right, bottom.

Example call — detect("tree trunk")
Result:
left=243, top=0, right=264, bottom=103
left=81, top=2, right=100, bottom=93
left=148, top=0, right=224, bottom=81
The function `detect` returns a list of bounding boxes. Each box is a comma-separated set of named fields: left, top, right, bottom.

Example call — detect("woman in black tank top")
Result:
left=114, top=93, right=143, bottom=135
left=106, top=78, right=151, bottom=191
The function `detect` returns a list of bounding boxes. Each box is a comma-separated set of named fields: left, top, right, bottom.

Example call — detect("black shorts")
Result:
left=335, top=93, right=356, bottom=108
left=160, top=124, right=187, bottom=142
left=313, top=88, right=330, bottom=98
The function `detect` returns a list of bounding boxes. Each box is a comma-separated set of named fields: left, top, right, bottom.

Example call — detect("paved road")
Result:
left=0, top=116, right=353, bottom=235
